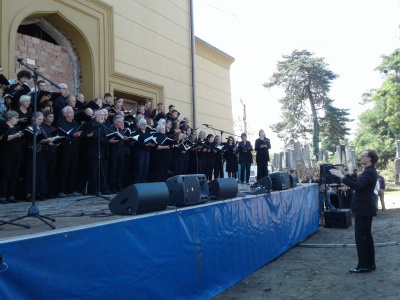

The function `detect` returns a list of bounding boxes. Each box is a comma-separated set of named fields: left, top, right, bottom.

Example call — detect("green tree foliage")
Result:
left=263, top=49, right=351, bottom=155
left=354, top=49, right=400, bottom=167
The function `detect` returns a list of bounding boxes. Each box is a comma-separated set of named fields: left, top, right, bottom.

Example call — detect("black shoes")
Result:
left=349, top=267, right=371, bottom=273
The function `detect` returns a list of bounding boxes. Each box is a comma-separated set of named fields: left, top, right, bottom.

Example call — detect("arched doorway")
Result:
left=15, top=18, right=82, bottom=95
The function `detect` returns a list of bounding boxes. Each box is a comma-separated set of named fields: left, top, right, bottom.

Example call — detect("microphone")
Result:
left=53, top=83, right=62, bottom=89
left=17, top=58, right=24, bottom=63
left=202, top=124, right=210, bottom=127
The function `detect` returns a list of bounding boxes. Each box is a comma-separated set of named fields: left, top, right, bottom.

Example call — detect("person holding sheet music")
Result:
left=196, top=130, right=208, bottom=175
left=223, top=136, right=238, bottom=179
left=108, top=115, right=129, bottom=193
left=182, top=131, right=191, bottom=175
left=86, top=109, right=117, bottom=195
left=56, top=106, right=82, bottom=198
left=25, top=112, right=58, bottom=201
left=30, top=80, right=50, bottom=110
left=204, top=134, right=214, bottom=181
left=213, top=135, right=224, bottom=179
left=133, top=118, right=156, bottom=183
left=255, top=129, right=272, bottom=180
left=52, top=83, right=69, bottom=123
left=238, top=133, right=253, bottom=184
left=150, top=102, right=166, bottom=122
left=187, top=130, right=198, bottom=174
left=148, top=124, right=171, bottom=182
left=171, top=131, right=186, bottom=176
left=0, top=111, right=25, bottom=204
left=15, top=95, right=32, bottom=130
left=0, top=87, right=9, bottom=122
left=8, top=70, right=32, bottom=109
left=41, top=111, right=59, bottom=198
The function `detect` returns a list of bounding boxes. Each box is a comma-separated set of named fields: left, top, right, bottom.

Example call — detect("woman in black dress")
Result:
left=149, top=124, right=171, bottom=182
left=223, top=136, right=238, bottom=179
left=133, top=118, right=156, bottom=183
left=0, top=111, right=25, bottom=203
left=204, top=134, right=214, bottom=181
left=255, top=129, right=271, bottom=180
left=25, top=112, right=58, bottom=201
left=213, top=135, right=224, bottom=179
left=171, top=131, right=186, bottom=176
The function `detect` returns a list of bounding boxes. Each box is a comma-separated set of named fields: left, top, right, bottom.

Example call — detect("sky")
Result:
left=193, top=0, right=400, bottom=153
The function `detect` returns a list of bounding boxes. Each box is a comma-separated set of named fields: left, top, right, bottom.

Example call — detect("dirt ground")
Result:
left=214, top=192, right=400, bottom=300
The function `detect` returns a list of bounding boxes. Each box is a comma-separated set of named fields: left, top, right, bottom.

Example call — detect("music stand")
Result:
left=2, top=59, right=57, bottom=229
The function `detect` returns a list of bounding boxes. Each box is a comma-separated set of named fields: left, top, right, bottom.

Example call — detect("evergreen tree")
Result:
left=263, top=49, right=351, bottom=155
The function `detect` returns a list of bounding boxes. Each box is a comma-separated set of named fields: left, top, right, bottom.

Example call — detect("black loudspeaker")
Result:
left=108, top=182, right=169, bottom=215
left=324, top=209, right=352, bottom=229
left=165, top=174, right=209, bottom=207
left=289, top=174, right=298, bottom=188
left=209, top=178, right=238, bottom=199
left=270, top=172, right=290, bottom=190
left=250, top=176, right=272, bottom=193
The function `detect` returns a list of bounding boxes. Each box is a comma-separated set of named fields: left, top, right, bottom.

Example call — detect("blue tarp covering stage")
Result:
left=0, top=184, right=318, bottom=300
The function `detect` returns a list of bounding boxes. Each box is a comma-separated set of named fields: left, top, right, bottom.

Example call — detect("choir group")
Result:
left=0, top=70, right=271, bottom=204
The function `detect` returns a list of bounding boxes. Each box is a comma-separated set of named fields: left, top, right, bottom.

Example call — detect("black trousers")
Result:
left=108, top=149, right=125, bottom=191
left=58, top=144, right=79, bottom=193
left=354, top=214, right=375, bottom=268
left=256, top=161, right=268, bottom=180
left=240, top=160, right=251, bottom=183
left=134, top=150, right=150, bottom=183
left=0, top=151, right=22, bottom=198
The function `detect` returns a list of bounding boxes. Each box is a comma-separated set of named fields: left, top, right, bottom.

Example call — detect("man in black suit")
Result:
left=330, top=149, right=378, bottom=273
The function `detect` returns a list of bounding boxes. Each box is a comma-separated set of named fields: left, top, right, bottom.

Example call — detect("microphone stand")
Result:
left=202, top=124, right=239, bottom=143
left=77, top=121, right=113, bottom=202
left=5, top=59, right=57, bottom=229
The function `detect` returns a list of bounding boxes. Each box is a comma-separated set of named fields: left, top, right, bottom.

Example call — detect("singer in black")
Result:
left=0, top=111, right=25, bottom=204
left=133, top=118, right=156, bottom=183
left=56, top=106, right=82, bottom=198
left=41, top=111, right=58, bottom=198
left=255, top=129, right=271, bottom=180
left=86, top=110, right=117, bottom=195
left=330, top=150, right=378, bottom=273
left=238, top=133, right=253, bottom=184
left=108, top=115, right=129, bottom=193
left=223, top=136, right=238, bottom=179
left=8, top=70, right=32, bottom=109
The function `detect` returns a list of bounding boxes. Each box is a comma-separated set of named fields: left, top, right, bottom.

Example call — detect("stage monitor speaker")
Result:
left=165, top=174, right=209, bottom=207
left=270, top=172, right=290, bottom=190
left=289, top=174, right=298, bottom=188
left=324, top=209, right=352, bottom=229
left=108, top=182, right=169, bottom=215
left=209, top=178, right=238, bottom=199
left=250, top=176, right=272, bottom=193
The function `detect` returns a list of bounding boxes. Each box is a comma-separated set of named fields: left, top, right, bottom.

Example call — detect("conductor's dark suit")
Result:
left=341, top=165, right=377, bottom=269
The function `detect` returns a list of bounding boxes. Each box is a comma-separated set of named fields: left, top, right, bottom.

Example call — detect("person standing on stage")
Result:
left=213, top=135, right=224, bottom=179
left=223, top=136, right=238, bottom=179
left=330, top=149, right=378, bottom=273
left=238, top=133, right=253, bottom=184
left=0, top=111, right=25, bottom=204
left=255, top=129, right=271, bottom=180
left=144, top=99, right=152, bottom=118
left=52, top=83, right=69, bottom=123
left=56, top=106, right=82, bottom=198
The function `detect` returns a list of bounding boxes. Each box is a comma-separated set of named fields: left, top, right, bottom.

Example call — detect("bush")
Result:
left=380, top=160, right=396, bottom=182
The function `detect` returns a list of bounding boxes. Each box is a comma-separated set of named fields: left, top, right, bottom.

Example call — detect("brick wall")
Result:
left=14, top=33, right=73, bottom=92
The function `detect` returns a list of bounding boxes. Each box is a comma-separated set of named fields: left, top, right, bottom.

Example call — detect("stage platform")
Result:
left=0, top=183, right=319, bottom=300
